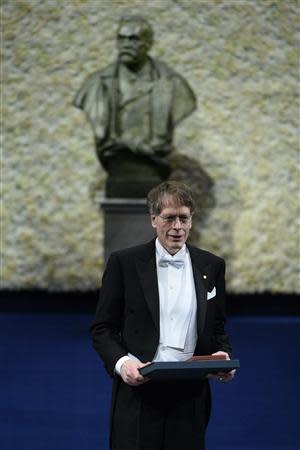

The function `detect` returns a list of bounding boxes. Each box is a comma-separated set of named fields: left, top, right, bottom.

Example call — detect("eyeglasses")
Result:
left=158, top=215, right=192, bottom=225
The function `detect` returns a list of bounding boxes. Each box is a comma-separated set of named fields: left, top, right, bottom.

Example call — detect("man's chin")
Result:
left=166, top=238, right=185, bottom=252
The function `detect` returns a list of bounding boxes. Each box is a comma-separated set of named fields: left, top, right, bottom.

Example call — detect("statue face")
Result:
left=117, top=23, right=150, bottom=69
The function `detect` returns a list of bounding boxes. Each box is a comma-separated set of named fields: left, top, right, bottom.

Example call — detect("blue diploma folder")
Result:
left=139, top=359, right=240, bottom=381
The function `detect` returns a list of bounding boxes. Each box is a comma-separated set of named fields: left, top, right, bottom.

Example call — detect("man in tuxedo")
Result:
left=91, top=181, right=235, bottom=450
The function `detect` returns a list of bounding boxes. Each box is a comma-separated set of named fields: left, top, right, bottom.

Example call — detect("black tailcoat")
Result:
left=90, top=239, right=232, bottom=448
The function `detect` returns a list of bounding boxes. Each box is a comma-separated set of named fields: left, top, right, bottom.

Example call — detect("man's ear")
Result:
left=150, top=215, right=157, bottom=228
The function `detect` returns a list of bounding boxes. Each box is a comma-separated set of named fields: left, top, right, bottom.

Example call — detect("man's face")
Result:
left=117, top=23, right=150, bottom=68
left=151, top=196, right=192, bottom=255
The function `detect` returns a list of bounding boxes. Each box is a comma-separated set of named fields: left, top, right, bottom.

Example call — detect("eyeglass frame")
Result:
left=158, top=214, right=193, bottom=225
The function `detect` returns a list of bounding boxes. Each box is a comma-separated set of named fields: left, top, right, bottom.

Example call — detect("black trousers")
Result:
left=111, top=380, right=211, bottom=450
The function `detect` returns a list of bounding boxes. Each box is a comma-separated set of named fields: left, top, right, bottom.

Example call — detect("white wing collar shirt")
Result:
left=154, top=238, right=198, bottom=362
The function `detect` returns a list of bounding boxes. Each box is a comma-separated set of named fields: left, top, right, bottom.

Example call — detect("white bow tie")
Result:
left=158, top=256, right=185, bottom=269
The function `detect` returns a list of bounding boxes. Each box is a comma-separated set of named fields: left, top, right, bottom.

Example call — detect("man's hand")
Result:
left=120, top=359, right=151, bottom=386
left=207, top=351, right=236, bottom=384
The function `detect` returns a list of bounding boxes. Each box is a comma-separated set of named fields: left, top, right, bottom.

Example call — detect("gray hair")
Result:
left=147, top=181, right=195, bottom=215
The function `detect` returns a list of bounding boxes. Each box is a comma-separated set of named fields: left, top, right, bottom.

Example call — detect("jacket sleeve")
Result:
left=90, top=253, right=128, bottom=377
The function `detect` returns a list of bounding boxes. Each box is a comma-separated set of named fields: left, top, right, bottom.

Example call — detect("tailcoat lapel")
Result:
left=188, top=245, right=211, bottom=335
left=135, top=241, right=160, bottom=331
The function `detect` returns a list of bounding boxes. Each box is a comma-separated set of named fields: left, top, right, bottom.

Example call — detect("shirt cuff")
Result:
left=115, top=355, right=131, bottom=376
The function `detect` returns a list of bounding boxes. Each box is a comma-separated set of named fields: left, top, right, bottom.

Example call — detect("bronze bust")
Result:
left=74, top=15, right=196, bottom=196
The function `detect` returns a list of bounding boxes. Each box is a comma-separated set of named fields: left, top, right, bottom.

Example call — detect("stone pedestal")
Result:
left=103, top=150, right=168, bottom=198
left=100, top=197, right=155, bottom=262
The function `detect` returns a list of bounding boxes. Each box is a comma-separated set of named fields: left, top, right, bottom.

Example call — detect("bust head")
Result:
left=117, top=15, right=154, bottom=70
